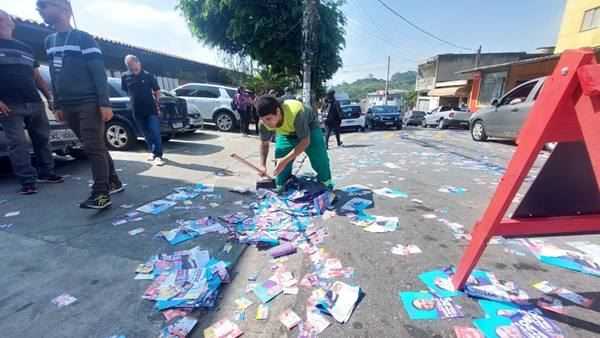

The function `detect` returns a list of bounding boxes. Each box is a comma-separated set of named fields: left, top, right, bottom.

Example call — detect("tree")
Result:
left=406, top=90, right=418, bottom=109
left=176, top=0, right=346, bottom=94
left=333, top=71, right=416, bottom=101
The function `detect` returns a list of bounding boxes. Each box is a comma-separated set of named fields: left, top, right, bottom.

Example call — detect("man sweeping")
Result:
left=255, top=95, right=333, bottom=192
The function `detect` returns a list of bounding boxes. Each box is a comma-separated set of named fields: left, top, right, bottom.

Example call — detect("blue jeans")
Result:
left=0, top=102, right=55, bottom=185
left=136, top=113, right=163, bottom=158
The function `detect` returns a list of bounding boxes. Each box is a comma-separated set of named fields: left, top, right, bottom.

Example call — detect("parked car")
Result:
left=403, top=110, right=426, bottom=126
left=340, top=104, right=366, bottom=132
left=470, top=77, right=546, bottom=142
left=172, top=83, right=239, bottom=132
left=105, top=78, right=189, bottom=150
left=366, top=105, right=403, bottom=130
left=423, top=106, right=471, bottom=129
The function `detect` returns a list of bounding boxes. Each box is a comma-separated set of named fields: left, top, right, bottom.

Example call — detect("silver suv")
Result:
left=173, top=83, right=239, bottom=132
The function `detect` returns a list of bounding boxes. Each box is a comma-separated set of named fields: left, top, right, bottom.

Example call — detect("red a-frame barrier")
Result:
left=452, top=48, right=600, bottom=290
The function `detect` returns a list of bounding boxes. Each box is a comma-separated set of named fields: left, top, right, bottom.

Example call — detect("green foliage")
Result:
left=406, top=90, right=418, bottom=109
left=244, top=68, right=298, bottom=95
left=333, top=71, right=416, bottom=101
left=177, top=0, right=346, bottom=93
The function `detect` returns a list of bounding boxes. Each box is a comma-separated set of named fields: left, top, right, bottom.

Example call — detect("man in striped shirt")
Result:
left=0, top=10, right=63, bottom=195
left=38, top=0, right=124, bottom=209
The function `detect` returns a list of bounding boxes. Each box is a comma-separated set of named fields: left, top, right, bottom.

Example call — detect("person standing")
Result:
left=234, top=86, right=251, bottom=136
left=324, top=90, right=343, bottom=149
left=0, top=10, right=63, bottom=195
left=38, top=0, right=123, bottom=209
left=121, top=55, right=165, bottom=166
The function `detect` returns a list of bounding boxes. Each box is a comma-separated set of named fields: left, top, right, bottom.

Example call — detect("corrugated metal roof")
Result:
left=13, top=16, right=226, bottom=70
left=456, top=54, right=561, bottom=74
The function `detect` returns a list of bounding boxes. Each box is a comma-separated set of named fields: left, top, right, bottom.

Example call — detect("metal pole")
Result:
left=385, top=56, right=391, bottom=105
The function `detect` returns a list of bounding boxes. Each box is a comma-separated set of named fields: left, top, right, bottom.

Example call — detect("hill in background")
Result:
left=333, top=71, right=416, bottom=101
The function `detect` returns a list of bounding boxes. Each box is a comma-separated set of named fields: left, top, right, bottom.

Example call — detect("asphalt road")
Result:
left=1, top=126, right=599, bottom=338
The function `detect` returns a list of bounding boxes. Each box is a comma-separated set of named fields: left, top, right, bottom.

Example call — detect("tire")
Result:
left=214, top=111, right=236, bottom=132
left=437, top=119, right=448, bottom=130
left=105, top=120, right=135, bottom=151
left=161, top=135, right=172, bottom=142
left=421, top=121, right=428, bottom=128
left=359, top=126, right=366, bottom=133
left=471, top=120, right=488, bottom=142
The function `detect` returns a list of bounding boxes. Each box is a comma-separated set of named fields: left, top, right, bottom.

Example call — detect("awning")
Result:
left=428, top=86, right=469, bottom=97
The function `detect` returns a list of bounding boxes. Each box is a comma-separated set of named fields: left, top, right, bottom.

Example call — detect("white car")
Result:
left=340, top=104, right=366, bottom=132
left=423, top=106, right=471, bottom=129
left=173, top=83, right=240, bottom=132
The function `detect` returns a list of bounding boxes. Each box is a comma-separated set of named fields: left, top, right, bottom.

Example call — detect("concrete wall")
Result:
left=416, top=61, right=436, bottom=92
left=505, top=58, right=559, bottom=90
left=436, top=53, right=529, bottom=83
left=556, top=0, right=600, bottom=52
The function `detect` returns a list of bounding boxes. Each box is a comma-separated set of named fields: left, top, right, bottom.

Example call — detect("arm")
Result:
left=260, top=140, right=270, bottom=168
left=33, top=68, right=52, bottom=103
left=81, top=33, right=110, bottom=108
left=151, top=75, right=161, bottom=110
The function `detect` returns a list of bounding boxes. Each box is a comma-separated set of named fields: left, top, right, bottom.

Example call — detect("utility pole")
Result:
left=303, top=0, right=320, bottom=107
left=385, top=55, right=391, bottom=105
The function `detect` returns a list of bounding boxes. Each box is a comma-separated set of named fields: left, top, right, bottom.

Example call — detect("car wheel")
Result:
left=421, top=121, right=428, bottom=128
left=161, top=134, right=172, bottom=142
left=214, top=111, right=235, bottom=132
left=359, top=126, right=366, bottom=132
left=437, top=119, right=448, bottom=129
left=105, top=121, right=135, bottom=151
left=471, top=120, right=488, bottom=142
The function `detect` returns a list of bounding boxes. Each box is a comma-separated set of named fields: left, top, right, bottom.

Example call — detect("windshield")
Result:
left=107, top=79, right=128, bottom=98
left=372, top=106, right=398, bottom=114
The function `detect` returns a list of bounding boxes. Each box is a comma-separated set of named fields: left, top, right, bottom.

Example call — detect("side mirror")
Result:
left=491, top=98, right=499, bottom=107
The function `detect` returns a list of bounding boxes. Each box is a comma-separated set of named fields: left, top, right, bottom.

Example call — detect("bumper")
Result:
left=160, top=120, right=188, bottom=135
left=371, top=120, right=402, bottom=128
left=340, top=118, right=365, bottom=129
left=405, top=119, right=424, bottom=125
left=446, top=119, right=470, bottom=128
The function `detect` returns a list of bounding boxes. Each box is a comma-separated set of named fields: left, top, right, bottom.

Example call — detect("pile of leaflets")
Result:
left=137, top=246, right=230, bottom=312
left=158, top=217, right=229, bottom=245
left=520, top=239, right=600, bottom=277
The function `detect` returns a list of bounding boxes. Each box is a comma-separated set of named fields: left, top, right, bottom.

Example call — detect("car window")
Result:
left=194, top=86, right=221, bottom=98
left=107, top=79, right=127, bottom=98
left=372, top=106, right=396, bottom=114
left=440, top=106, right=452, bottom=112
left=225, top=89, right=237, bottom=98
left=500, top=82, right=536, bottom=106
left=175, top=87, right=198, bottom=97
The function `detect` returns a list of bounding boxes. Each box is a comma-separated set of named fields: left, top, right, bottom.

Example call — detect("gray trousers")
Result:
left=1, top=102, right=55, bottom=185
left=61, top=102, right=119, bottom=195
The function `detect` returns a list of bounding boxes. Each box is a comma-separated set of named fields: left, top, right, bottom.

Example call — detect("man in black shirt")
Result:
left=121, top=55, right=165, bottom=166
left=0, top=10, right=63, bottom=195
left=39, top=0, right=123, bottom=210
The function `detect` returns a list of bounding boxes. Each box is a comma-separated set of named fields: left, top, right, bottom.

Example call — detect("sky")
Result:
left=3, top=0, right=566, bottom=85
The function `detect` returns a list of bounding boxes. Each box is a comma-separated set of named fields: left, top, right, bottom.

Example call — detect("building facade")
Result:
left=13, top=17, right=239, bottom=90
left=555, top=0, right=600, bottom=53
left=415, top=53, right=538, bottom=112
left=366, top=90, right=408, bottom=111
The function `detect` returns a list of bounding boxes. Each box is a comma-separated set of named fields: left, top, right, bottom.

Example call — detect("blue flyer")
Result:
left=399, top=291, right=439, bottom=320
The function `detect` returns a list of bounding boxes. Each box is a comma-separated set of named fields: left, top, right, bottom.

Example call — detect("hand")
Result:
left=100, top=106, right=114, bottom=122
left=0, top=101, right=10, bottom=116
left=54, top=110, right=65, bottom=122
left=257, top=165, right=268, bottom=178
left=273, top=159, right=288, bottom=177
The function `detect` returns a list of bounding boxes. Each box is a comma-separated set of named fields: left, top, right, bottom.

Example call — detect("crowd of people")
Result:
left=0, top=0, right=339, bottom=211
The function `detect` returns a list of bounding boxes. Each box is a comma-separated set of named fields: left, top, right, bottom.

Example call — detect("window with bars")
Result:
left=581, top=6, right=600, bottom=32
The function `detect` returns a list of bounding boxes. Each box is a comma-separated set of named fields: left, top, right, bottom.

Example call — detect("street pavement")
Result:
left=0, top=126, right=599, bottom=337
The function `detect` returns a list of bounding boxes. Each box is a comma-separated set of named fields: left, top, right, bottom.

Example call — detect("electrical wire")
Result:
left=374, top=0, right=473, bottom=51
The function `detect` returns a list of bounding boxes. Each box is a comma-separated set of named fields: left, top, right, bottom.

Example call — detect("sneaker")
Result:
left=37, top=174, right=64, bottom=184
left=153, top=157, right=166, bottom=167
left=147, top=156, right=155, bottom=162
left=109, top=181, right=125, bottom=195
left=20, top=184, right=38, bottom=195
left=80, top=193, right=112, bottom=210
